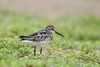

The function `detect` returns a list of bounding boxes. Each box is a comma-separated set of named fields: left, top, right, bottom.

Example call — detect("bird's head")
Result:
left=45, top=25, right=64, bottom=37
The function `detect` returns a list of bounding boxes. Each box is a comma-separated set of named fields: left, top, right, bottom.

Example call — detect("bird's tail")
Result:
left=19, top=36, right=26, bottom=39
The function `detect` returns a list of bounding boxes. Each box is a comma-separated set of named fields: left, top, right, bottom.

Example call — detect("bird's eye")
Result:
left=52, top=28, right=54, bottom=30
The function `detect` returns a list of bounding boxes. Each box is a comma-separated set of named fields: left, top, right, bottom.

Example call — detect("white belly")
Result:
left=21, top=40, right=51, bottom=48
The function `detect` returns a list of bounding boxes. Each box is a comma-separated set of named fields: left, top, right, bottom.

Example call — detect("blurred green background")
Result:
left=0, top=0, right=100, bottom=67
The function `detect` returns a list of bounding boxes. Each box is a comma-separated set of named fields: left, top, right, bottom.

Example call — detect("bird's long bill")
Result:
left=55, top=31, right=64, bottom=37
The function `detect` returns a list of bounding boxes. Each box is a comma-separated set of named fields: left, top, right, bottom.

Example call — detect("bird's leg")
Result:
left=34, top=46, right=36, bottom=55
left=40, top=47, right=42, bottom=54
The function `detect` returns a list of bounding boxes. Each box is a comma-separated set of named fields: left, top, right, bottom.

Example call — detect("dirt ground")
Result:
left=0, top=0, right=100, bottom=19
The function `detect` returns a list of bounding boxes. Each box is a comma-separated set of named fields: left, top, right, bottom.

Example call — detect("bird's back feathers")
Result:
left=19, top=29, right=53, bottom=42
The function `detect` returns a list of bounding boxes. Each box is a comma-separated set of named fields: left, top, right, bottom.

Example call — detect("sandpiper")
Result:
left=19, top=25, right=64, bottom=55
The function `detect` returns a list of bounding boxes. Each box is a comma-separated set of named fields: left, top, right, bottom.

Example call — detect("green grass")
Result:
left=0, top=9, right=100, bottom=67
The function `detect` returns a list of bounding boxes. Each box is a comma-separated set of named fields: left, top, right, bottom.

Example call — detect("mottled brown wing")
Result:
left=20, top=30, right=49, bottom=42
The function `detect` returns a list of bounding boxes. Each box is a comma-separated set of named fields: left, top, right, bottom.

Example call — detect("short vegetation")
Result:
left=0, top=9, right=100, bottom=67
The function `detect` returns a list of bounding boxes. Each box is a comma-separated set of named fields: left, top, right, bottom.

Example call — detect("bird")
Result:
left=19, top=25, right=64, bottom=55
